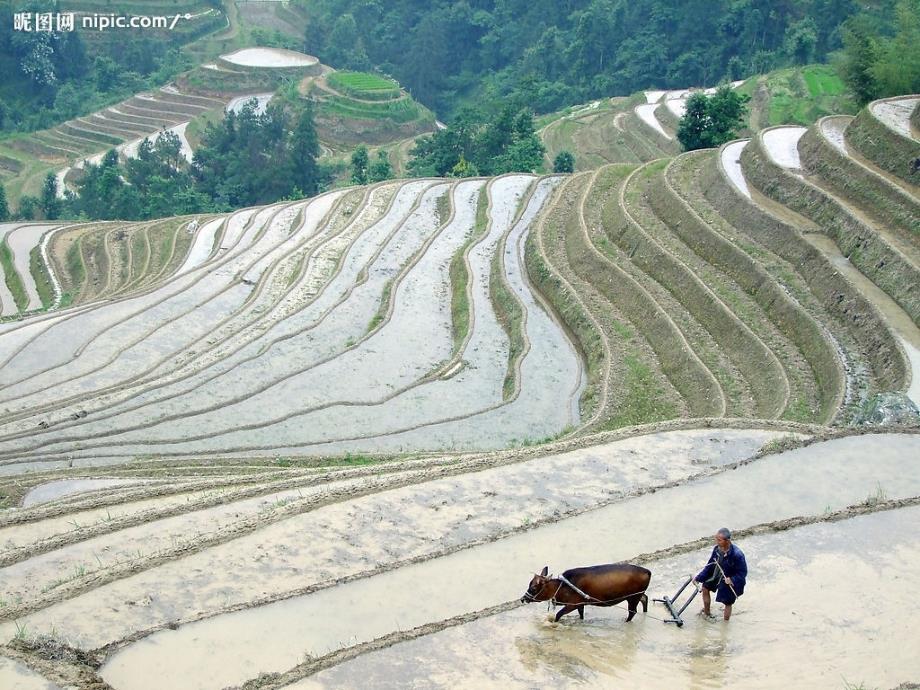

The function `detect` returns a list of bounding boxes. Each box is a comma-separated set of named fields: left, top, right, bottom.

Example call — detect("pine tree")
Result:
left=290, top=103, right=321, bottom=195
left=40, top=172, right=60, bottom=220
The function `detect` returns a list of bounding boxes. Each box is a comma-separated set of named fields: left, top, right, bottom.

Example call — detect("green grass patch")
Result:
left=317, top=95, right=423, bottom=124
left=366, top=279, right=393, bottom=334
left=802, top=65, right=845, bottom=97
left=327, top=71, right=401, bottom=101
left=607, top=353, right=680, bottom=428
left=65, top=239, right=86, bottom=296
left=29, top=245, right=54, bottom=309
left=0, top=240, right=28, bottom=312
left=765, top=65, right=855, bottom=126
left=448, top=186, right=488, bottom=353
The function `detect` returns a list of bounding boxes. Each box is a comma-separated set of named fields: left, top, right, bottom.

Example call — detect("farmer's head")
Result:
left=715, top=527, right=732, bottom=548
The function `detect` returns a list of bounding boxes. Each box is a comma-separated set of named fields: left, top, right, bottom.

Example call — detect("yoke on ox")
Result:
left=521, top=563, right=651, bottom=623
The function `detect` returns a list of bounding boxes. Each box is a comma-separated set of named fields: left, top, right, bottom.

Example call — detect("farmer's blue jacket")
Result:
left=696, top=543, right=747, bottom=595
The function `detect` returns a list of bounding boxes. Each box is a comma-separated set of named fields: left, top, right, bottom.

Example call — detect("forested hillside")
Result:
left=296, top=0, right=895, bottom=116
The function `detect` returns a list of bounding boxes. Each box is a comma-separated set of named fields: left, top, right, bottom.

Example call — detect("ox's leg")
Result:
left=554, top=605, right=577, bottom=622
left=641, top=593, right=648, bottom=612
left=577, top=605, right=584, bottom=620
left=626, top=595, right=642, bottom=622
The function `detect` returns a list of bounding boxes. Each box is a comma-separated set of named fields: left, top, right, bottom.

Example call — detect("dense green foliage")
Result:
left=408, top=104, right=545, bottom=177
left=61, top=100, right=327, bottom=220
left=837, top=0, right=920, bottom=104
left=0, top=1, right=212, bottom=134
left=40, top=171, right=60, bottom=219
left=553, top=150, right=575, bottom=173
left=295, top=0, right=868, bottom=117
left=369, top=150, right=392, bottom=182
left=0, top=184, right=8, bottom=221
left=677, top=87, right=749, bottom=151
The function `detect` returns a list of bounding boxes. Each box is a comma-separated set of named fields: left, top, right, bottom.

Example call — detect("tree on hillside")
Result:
left=677, top=87, right=749, bottom=152
left=369, top=151, right=393, bottom=182
left=408, top=105, right=545, bottom=177
left=0, top=184, right=9, bottom=221
left=870, top=0, right=920, bottom=98
left=838, top=20, right=880, bottom=105
left=289, top=103, right=321, bottom=196
left=351, top=145, right=370, bottom=185
left=40, top=172, right=60, bottom=220
left=17, top=195, right=38, bottom=221
left=553, top=150, right=575, bottom=173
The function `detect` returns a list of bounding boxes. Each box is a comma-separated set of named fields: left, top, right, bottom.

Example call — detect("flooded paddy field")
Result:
left=301, top=506, right=920, bottom=690
left=84, top=432, right=918, bottom=690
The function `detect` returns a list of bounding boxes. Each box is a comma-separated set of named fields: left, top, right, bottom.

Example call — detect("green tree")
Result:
left=369, top=150, right=393, bottom=182
left=553, top=150, right=575, bottom=173
left=40, top=172, right=60, bottom=220
left=351, top=145, right=369, bottom=185
left=93, top=55, right=120, bottom=92
left=449, top=154, right=478, bottom=178
left=677, top=87, right=749, bottom=152
left=871, top=0, right=920, bottom=97
left=784, top=18, right=819, bottom=64
left=289, top=103, right=321, bottom=195
left=17, top=195, right=38, bottom=221
left=838, top=20, right=879, bottom=105
left=0, top=184, right=8, bottom=221
left=676, top=93, right=712, bottom=151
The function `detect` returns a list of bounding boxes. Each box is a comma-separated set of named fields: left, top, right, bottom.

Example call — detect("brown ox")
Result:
left=521, top=563, right=651, bottom=622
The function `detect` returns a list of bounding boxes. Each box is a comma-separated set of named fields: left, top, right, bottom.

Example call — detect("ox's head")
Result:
left=521, top=566, right=551, bottom=603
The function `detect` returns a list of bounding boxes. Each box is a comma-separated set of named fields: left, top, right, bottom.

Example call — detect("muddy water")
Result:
left=0, top=201, right=318, bottom=410
left=871, top=97, right=919, bottom=139
left=0, top=479, right=285, bottom=552
left=21, top=478, right=156, bottom=507
left=177, top=218, right=223, bottom=273
left=0, top=655, right=61, bottom=690
left=761, top=127, right=806, bottom=169
left=634, top=104, right=670, bottom=139
left=5, top=429, right=777, bottom=652
left=0, top=474, right=372, bottom=606
left=97, top=433, right=920, bottom=690
left=0, top=204, right=271, bottom=395
left=720, top=140, right=751, bottom=199
left=300, top=506, right=920, bottom=690
left=6, top=224, right=58, bottom=311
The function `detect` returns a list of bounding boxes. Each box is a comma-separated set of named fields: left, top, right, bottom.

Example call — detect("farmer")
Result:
left=692, top=527, right=747, bottom=621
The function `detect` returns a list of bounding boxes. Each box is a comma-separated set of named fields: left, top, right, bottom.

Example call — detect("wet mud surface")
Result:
left=95, top=432, right=918, bottom=690
left=300, top=505, right=920, bottom=690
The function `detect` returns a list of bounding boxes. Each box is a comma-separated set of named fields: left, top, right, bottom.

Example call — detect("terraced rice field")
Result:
left=0, top=95, right=918, bottom=689
left=0, top=86, right=227, bottom=202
